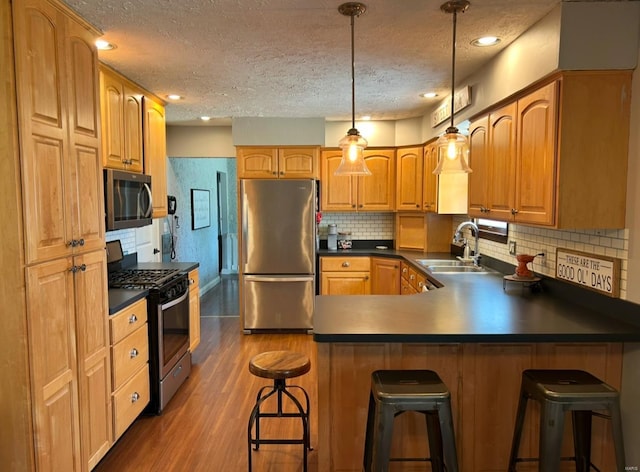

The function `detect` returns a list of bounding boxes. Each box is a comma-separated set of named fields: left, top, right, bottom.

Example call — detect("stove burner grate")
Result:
left=108, top=269, right=181, bottom=289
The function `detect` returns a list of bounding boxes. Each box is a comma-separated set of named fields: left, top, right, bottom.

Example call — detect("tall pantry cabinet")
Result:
left=11, top=0, right=111, bottom=470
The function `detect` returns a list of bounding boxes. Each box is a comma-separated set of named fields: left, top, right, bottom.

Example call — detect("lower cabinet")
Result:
left=400, top=261, right=428, bottom=295
left=320, top=256, right=371, bottom=295
left=109, top=297, right=150, bottom=441
left=371, top=257, right=401, bottom=295
left=189, top=268, right=201, bottom=352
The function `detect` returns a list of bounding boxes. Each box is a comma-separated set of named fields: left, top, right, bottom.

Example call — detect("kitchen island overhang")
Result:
left=312, top=265, right=640, bottom=472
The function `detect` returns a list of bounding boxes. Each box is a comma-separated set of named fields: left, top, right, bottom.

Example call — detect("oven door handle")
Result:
left=161, top=289, right=189, bottom=311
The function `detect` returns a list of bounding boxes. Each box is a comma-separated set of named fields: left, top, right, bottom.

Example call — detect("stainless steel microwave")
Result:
left=104, top=169, right=153, bottom=230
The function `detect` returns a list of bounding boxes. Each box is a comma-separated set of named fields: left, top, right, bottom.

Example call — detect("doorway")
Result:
left=216, top=172, right=228, bottom=273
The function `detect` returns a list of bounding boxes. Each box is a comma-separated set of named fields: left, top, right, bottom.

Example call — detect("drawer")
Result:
left=416, top=272, right=428, bottom=292
left=321, top=256, right=370, bottom=272
left=400, top=261, right=411, bottom=281
left=112, top=325, right=149, bottom=390
left=408, top=267, right=419, bottom=289
left=188, top=268, right=199, bottom=288
left=113, top=364, right=149, bottom=440
left=110, top=298, right=148, bottom=344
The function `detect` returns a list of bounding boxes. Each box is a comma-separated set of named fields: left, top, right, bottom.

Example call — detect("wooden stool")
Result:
left=508, top=369, right=626, bottom=472
left=247, top=351, right=312, bottom=472
left=363, top=370, right=459, bottom=472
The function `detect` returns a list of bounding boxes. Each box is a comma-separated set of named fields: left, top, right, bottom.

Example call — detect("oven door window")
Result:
left=160, top=289, right=189, bottom=378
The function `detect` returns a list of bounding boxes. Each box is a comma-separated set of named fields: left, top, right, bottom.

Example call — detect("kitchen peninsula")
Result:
left=313, top=251, right=640, bottom=472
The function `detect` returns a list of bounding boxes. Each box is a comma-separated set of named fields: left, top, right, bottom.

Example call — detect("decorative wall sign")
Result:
left=191, top=189, right=210, bottom=230
left=555, top=248, right=620, bottom=297
left=431, top=86, right=472, bottom=128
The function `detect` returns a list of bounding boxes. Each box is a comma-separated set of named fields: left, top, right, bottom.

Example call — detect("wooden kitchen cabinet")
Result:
left=422, top=143, right=439, bottom=212
left=236, top=146, right=319, bottom=179
left=371, top=257, right=401, bottom=295
left=320, top=256, right=371, bottom=295
left=143, top=95, right=168, bottom=218
left=189, top=268, right=201, bottom=352
left=396, top=146, right=424, bottom=211
left=100, top=64, right=144, bottom=172
left=109, top=297, right=149, bottom=441
left=13, top=1, right=112, bottom=469
left=321, top=148, right=395, bottom=211
left=395, top=212, right=452, bottom=252
left=468, top=71, right=631, bottom=228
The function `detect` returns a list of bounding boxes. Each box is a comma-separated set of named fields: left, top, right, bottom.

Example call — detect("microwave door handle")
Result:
left=141, top=183, right=153, bottom=217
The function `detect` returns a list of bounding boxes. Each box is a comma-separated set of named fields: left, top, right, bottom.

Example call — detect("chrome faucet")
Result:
left=454, top=220, right=480, bottom=265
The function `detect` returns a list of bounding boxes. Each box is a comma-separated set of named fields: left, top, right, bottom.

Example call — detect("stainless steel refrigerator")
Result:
left=241, top=179, right=315, bottom=332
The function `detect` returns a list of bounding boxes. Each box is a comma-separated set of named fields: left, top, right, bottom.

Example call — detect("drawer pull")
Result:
left=131, top=392, right=140, bottom=403
left=341, top=261, right=350, bottom=268
left=410, top=274, right=415, bottom=280
left=128, top=314, right=138, bottom=324
left=130, top=348, right=139, bottom=359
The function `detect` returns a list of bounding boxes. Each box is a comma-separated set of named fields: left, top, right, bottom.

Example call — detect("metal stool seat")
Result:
left=363, top=370, right=459, bottom=472
left=508, top=369, right=626, bottom=472
left=247, top=350, right=312, bottom=472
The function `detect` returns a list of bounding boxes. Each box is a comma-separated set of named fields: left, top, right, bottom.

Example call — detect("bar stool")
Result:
left=247, top=350, right=312, bottom=472
left=363, top=370, right=459, bottom=472
left=508, top=369, right=626, bottom=472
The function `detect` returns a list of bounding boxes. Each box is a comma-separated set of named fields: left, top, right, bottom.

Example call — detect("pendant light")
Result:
left=433, top=0, right=472, bottom=175
left=335, top=2, right=371, bottom=176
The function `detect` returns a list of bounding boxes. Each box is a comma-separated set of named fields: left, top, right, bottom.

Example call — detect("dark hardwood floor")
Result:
left=95, top=275, right=318, bottom=471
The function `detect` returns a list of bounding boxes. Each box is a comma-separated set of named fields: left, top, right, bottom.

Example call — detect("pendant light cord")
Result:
left=449, top=8, right=457, bottom=131
left=350, top=12, right=356, bottom=131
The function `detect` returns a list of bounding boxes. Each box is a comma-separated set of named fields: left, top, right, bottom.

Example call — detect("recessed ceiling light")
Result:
left=200, top=116, right=211, bottom=121
left=360, top=115, right=371, bottom=121
left=167, top=94, right=183, bottom=100
left=420, top=92, right=438, bottom=99
left=95, top=39, right=116, bottom=50
left=471, top=36, right=501, bottom=47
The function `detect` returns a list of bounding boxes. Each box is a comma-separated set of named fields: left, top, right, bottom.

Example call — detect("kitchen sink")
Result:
left=415, top=259, right=494, bottom=274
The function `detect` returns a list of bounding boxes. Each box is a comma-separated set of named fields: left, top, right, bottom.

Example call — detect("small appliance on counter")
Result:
left=338, top=231, right=352, bottom=250
left=327, top=224, right=338, bottom=251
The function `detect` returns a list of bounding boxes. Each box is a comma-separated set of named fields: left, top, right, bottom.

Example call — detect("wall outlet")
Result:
left=509, top=240, right=517, bottom=255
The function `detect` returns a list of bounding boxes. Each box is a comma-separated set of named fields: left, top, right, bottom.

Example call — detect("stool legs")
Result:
left=610, top=398, right=626, bottom=472
left=247, top=379, right=312, bottom=472
left=508, top=387, right=528, bottom=472
left=436, top=399, right=459, bottom=472
left=539, top=401, right=564, bottom=472
left=572, top=411, right=592, bottom=472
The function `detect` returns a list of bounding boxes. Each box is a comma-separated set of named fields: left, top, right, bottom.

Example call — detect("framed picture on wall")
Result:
left=191, top=189, right=210, bottom=230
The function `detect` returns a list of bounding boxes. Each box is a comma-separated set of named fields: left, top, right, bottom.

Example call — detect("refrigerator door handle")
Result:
left=241, top=183, right=248, bottom=272
left=243, top=275, right=314, bottom=283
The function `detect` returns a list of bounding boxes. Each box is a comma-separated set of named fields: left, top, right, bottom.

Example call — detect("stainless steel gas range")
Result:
left=107, top=241, right=191, bottom=414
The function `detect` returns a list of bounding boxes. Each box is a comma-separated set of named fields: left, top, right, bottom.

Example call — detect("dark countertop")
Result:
left=107, top=261, right=200, bottom=315
left=313, top=251, right=640, bottom=343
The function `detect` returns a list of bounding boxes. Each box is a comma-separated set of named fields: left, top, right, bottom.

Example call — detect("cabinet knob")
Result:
left=410, top=274, right=415, bottom=280
left=128, top=314, right=138, bottom=324
left=416, top=204, right=420, bottom=208
left=341, top=261, right=350, bottom=268
left=131, top=392, right=140, bottom=403
left=358, top=204, right=363, bottom=208
left=364, top=276, right=369, bottom=281
left=402, top=267, right=407, bottom=273
left=511, top=208, right=519, bottom=215
left=272, top=171, right=277, bottom=175
left=352, top=204, right=356, bottom=208
left=130, top=348, right=139, bottom=359
left=279, top=171, right=284, bottom=175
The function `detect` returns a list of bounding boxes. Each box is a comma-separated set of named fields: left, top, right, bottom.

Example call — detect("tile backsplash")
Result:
left=318, top=212, right=395, bottom=239
left=106, top=229, right=136, bottom=254
left=452, top=215, right=629, bottom=300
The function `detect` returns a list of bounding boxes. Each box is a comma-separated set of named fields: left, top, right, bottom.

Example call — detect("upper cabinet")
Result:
left=100, top=65, right=143, bottom=172
left=237, top=146, right=319, bottom=179
left=321, top=148, right=395, bottom=211
left=468, top=71, right=631, bottom=228
left=396, top=146, right=424, bottom=211
left=143, top=96, right=168, bottom=218
left=15, top=0, right=105, bottom=265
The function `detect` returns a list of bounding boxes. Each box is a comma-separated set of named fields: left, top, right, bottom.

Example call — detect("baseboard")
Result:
left=199, top=276, right=220, bottom=297
left=221, top=268, right=238, bottom=275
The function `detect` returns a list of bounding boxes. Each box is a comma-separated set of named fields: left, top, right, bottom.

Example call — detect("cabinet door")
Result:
left=396, top=147, right=423, bottom=211
left=278, top=147, right=318, bottom=179
left=422, top=144, right=439, bottom=212
left=358, top=149, right=395, bottom=210
left=188, top=269, right=201, bottom=352
left=143, top=96, right=168, bottom=217
left=467, top=117, right=489, bottom=218
left=100, top=70, right=125, bottom=169
left=66, top=26, right=105, bottom=255
left=488, top=103, right=517, bottom=221
left=74, top=250, right=112, bottom=469
left=123, top=85, right=143, bottom=172
left=320, top=150, right=358, bottom=211
left=515, top=81, right=557, bottom=225
left=14, top=0, right=75, bottom=264
left=26, top=258, right=82, bottom=472
left=370, top=257, right=401, bottom=295
left=237, top=147, right=278, bottom=178
left=320, top=272, right=370, bottom=295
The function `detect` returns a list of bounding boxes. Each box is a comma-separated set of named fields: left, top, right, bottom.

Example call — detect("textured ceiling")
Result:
left=65, top=0, right=563, bottom=125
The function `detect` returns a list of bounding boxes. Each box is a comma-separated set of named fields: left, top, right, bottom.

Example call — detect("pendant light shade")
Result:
left=335, top=2, right=371, bottom=176
left=433, top=0, right=472, bottom=175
